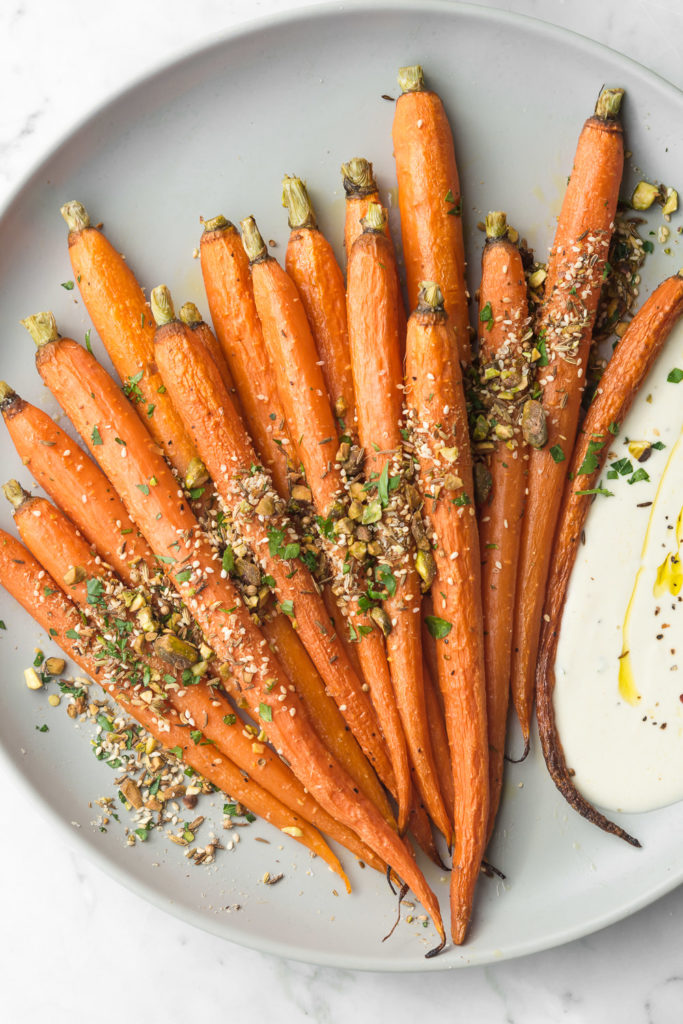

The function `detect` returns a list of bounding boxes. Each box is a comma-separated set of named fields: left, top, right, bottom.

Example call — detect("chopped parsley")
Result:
left=549, top=445, right=565, bottom=463
left=91, top=425, right=103, bottom=446
left=425, top=615, right=452, bottom=640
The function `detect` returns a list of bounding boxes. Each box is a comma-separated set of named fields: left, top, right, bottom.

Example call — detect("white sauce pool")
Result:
left=554, top=317, right=683, bottom=813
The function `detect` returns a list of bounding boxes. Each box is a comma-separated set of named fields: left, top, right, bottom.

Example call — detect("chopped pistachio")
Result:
left=521, top=399, right=548, bottom=449
left=415, top=549, right=437, bottom=591
left=528, top=267, right=547, bottom=289
left=63, top=565, right=86, bottom=586
left=290, top=484, right=312, bottom=503
left=348, top=540, right=368, bottom=561
left=628, top=440, right=652, bottom=463
left=369, top=606, right=392, bottom=636
left=439, top=445, right=459, bottom=463
left=662, top=187, right=678, bottom=217
left=154, top=634, right=200, bottom=667
left=24, top=667, right=43, bottom=690
left=255, top=494, right=275, bottom=517
left=348, top=500, right=363, bottom=520
left=44, top=657, right=66, bottom=676
left=631, top=181, right=660, bottom=211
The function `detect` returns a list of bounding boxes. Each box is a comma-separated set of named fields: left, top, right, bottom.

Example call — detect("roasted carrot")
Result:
left=392, top=65, right=470, bottom=364
left=240, top=216, right=413, bottom=833
left=536, top=271, right=683, bottom=846
left=5, top=480, right=384, bottom=868
left=422, top=659, right=455, bottom=823
left=510, top=87, right=625, bottom=750
left=0, top=383, right=154, bottom=581
left=199, top=215, right=293, bottom=497
left=282, top=175, right=355, bottom=428
left=177, top=301, right=238, bottom=400
left=345, top=206, right=452, bottom=843
left=24, top=312, right=445, bottom=949
left=405, top=281, right=488, bottom=944
left=150, top=288, right=394, bottom=801
left=0, top=529, right=350, bottom=879
left=476, top=212, right=533, bottom=838
left=60, top=201, right=206, bottom=489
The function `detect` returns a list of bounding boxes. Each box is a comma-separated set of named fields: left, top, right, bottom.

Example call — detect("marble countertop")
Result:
left=2, top=1, right=683, bottom=1020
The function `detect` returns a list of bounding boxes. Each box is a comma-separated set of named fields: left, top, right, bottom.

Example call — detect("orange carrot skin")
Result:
left=0, top=529, right=349, bottom=880
left=422, top=658, right=455, bottom=823
left=67, top=223, right=199, bottom=480
left=477, top=234, right=530, bottom=838
left=405, top=302, right=488, bottom=944
left=263, top=614, right=395, bottom=827
left=1, top=391, right=153, bottom=581
left=185, top=316, right=237, bottom=399
left=511, top=105, right=624, bottom=747
left=285, top=225, right=356, bottom=428
left=347, top=224, right=452, bottom=843
left=200, top=220, right=292, bottom=497
left=11, top=492, right=382, bottom=869
left=152, top=317, right=394, bottom=791
left=34, top=335, right=444, bottom=941
left=392, top=81, right=470, bottom=364
left=536, top=272, right=683, bottom=843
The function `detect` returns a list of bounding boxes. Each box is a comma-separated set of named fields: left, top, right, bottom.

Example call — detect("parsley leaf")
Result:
left=549, top=445, right=565, bottom=463
left=425, top=615, right=452, bottom=639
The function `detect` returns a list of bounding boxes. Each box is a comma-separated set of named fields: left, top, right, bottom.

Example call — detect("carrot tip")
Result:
left=202, top=214, right=232, bottom=233
left=21, top=312, right=58, bottom=348
left=485, top=211, right=508, bottom=240
left=150, top=285, right=175, bottom=327
left=505, top=737, right=530, bottom=764
left=416, top=281, right=444, bottom=313
left=425, top=933, right=447, bottom=958
left=2, top=479, right=28, bottom=511
left=0, top=381, right=16, bottom=406
left=282, top=175, right=316, bottom=230
left=360, top=202, right=386, bottom=234
left=398, top=64, right=425, bottom=94
left=178, top=301, right=203, bottom=327
left=341, top=157, right=376, bottom=197
left=240, top=216, right=268, bottom=264
left=60, top=200, right=90, bottom=232
left=595, top=87, right=624, bottom=120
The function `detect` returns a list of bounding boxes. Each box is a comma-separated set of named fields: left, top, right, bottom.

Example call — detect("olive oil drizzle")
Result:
left=618, top=432, right=682, bottom=704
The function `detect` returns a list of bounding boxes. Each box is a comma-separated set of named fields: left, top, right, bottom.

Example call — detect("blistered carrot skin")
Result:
left=0, top=384, right=153, bottom=581
left=239, top=217, right=413, bottom=832
left=405, top=282, right=488, bottom=944
left=24, top=313, right=445, bottom=948
left=510, top=87, right=625, bottom=750
left=392, top=65, right=470, bottom=365
left=536, top=271, right=683, bottom=847
left=282, top=176, right=355, bottom=428
left=346, top=207, right=452, bottom=844
left=60, top=202, right=205, bottom=488
left=150, top=291, right=395, bottom=808
left=0, top=530, right=350, bottom=881
left=199, top=216, right=293, bottom=497
left=476, top=213, right=532, bottom=840
left=5, top=482, right=383, bottom=869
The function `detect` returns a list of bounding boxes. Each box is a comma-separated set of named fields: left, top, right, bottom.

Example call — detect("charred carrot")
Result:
left=475, top=212, right=533, bottom=838
left=346, top=207, right=452, bottom=842
left=199, top=215, right=293, bottom=497
left=510, top=87, right=625, bottom=750
left=536, top=271, right=683, bottom=846
left=60, top=201, right=206, bottom=489
left=392, top=65, right=470, bottom=364
left=177, top=301, right=238, bottom=400
left=282, top=175, right=355, bottom=428
left=24, top=312, right=445, bottom=949
left=240, top=216, right=413, bottom=833
left=0, top=383, right=153, bottom=581
left=150, top=288, right=394, bottom=798
left=0, top=529, right=349, bottom=879
left=5, top=480, right=383, bottom=868
left=405, top=281, right=488, bottom=944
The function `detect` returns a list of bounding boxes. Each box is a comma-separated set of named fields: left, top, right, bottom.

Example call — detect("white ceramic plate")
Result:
left=1, top=0, right=683, bottom=971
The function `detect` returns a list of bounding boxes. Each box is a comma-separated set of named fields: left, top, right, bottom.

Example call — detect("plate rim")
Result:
left=1, top=0, right=682, bottom=972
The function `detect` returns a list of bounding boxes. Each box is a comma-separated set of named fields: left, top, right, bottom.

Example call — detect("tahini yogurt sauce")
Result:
left=554, top=316, right=683, bottom=813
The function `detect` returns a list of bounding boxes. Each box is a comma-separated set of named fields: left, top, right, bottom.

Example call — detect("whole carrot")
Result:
left=346, top=206, right=452, bottom=843
left=0, top=529, right=350, bottom=880
left=60, top=201, right=206, bottom=490
left=0, top=383, right=153, bottom=581
left=5, top=481, right=383, bottom=869
left=24, top=311, right=445, bottom=949
left=405, top=281, right=488, bottom=944
left=240, top=217, right=413, bottom=835
left=475, top=212, right=534, bottom=838
left=510, top=87, right=625, bottom=750
left=392, top=65, right=470, bottom=364
left=536, top=271, right=683, bottom=846
left=150, top=287, right=395, bottom=808
left=199, top=215, right=293, bottom=497
left=282, top=175, right=355, bottom=428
